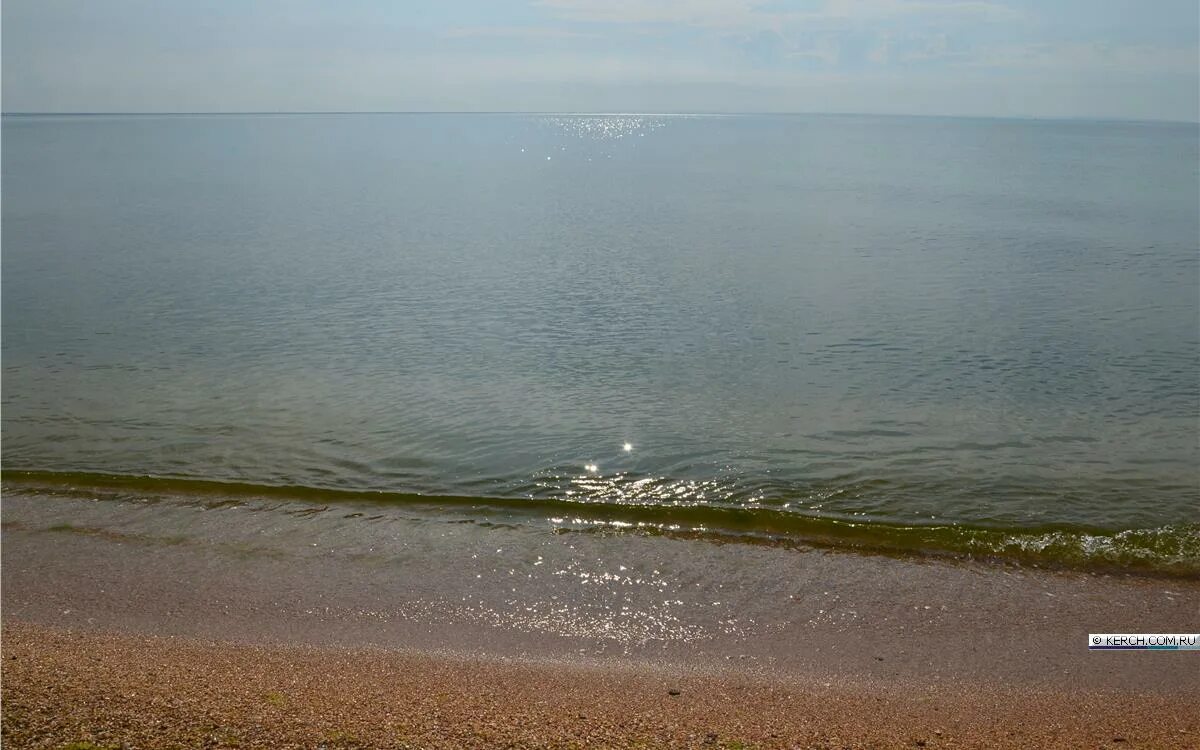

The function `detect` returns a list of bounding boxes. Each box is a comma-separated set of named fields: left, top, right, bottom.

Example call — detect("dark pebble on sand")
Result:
left=668, top=689, right=681, bottom=696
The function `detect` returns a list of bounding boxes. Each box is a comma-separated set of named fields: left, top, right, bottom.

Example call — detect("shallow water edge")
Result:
left=5, top=469, right=1198, bottom=577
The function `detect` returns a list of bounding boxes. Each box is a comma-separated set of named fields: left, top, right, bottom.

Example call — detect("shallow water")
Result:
left=3, top=113, right=1197, bottom=569
left=5, top=485, right=1199, bottom=692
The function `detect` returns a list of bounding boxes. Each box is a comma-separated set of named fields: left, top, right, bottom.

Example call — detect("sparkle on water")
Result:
left=2, top=112, right=1197, bottom=551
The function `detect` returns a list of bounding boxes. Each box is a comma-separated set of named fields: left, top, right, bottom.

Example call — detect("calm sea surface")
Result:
left=3, top=113, right=1197, bottom=569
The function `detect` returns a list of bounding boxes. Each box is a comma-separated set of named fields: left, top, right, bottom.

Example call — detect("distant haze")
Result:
left=3, top=0, right=1198, bottom=121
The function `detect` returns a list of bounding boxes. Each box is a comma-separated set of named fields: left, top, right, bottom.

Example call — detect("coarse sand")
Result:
left=3, top=621, right=1196, bottom=749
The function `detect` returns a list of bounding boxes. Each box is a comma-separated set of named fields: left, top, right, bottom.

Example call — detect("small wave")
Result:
left=4, top=469, right=1198, bottom=578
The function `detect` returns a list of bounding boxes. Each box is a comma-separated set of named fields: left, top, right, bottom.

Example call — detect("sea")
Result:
left=3, top=112, right=1198, bottom=575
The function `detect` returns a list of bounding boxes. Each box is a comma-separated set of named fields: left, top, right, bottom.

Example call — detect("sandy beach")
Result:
left=4, top=620, right=1196, bottom=750
left=4, top=486, right=1199, bottom=748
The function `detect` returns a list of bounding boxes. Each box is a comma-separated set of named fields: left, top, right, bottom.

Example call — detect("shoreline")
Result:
left=6, top=471, right=1199, bottom=578
left=3, top=487, right=1199, bottom=747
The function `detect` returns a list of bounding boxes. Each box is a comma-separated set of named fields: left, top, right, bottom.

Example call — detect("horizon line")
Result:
left=2, top=110, right=1196, bottom=126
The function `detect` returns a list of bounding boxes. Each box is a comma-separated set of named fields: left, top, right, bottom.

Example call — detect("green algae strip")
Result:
left=4, top=469, right=1198, bottom=578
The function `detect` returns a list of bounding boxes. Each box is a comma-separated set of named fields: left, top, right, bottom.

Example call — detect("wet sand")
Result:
left=3, top=487, right=1199, bottom=747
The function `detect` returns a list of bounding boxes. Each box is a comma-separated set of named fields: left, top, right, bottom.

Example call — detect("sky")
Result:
left=3, top=0, right=1198, bottom=121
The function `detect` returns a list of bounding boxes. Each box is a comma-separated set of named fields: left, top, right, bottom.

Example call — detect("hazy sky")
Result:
left=4, top=0, right=1198, bottom=121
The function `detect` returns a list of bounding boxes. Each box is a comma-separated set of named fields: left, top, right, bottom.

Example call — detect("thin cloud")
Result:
left=969, top=42, right=1199, bottom=75
left=2, top=0, right=1195, bottom=121
left=536, top=0, right=1023, bottom=29
left=443, top=26, right=595, bottom=40
left=535, top=0, right=763, bottom=28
